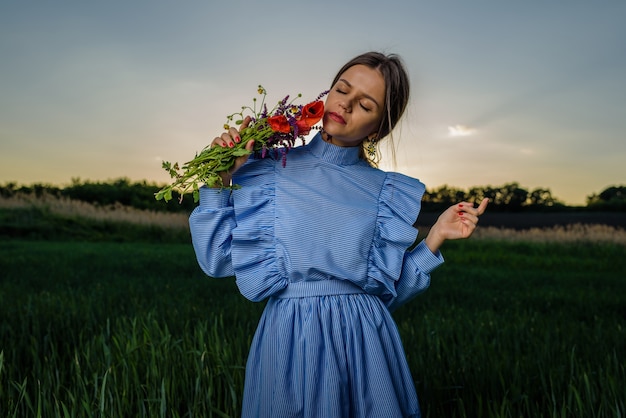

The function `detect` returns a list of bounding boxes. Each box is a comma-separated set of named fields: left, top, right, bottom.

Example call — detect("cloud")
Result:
left=448, top=125, right=477, bottom=137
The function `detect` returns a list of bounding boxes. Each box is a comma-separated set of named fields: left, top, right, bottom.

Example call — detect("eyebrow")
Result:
left=338, top=78, right=381, bottom=108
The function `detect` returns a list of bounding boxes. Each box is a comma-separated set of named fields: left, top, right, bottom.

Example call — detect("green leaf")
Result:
left=231, top=149, right=252, bottom=157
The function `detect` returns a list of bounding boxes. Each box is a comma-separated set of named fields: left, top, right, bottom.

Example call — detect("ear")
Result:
left=367, top=133, right=378, bottom=142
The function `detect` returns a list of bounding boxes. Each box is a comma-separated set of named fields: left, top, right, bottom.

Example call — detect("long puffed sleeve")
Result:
left=386, top=240, right=444, bottom=311
left=189, top=186, right=236, bottom=278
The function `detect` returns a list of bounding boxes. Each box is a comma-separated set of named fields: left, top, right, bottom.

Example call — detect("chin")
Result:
left=321, top=119, right=342, bottom=138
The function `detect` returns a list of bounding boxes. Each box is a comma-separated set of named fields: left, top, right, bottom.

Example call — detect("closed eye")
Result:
left=335, top=85, right=372, bottom=111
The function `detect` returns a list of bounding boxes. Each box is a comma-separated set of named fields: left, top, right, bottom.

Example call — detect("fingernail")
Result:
left=458, top=212, right=464, bottom=216
left=459, top=204, right=464, bottom=208
left=235, top=136, right=241, bottom=143
left=229, top=142, right=234, bottom=148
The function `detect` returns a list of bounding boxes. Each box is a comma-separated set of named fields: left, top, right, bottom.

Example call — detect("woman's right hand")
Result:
left=210, top=116, right=255, bottom=187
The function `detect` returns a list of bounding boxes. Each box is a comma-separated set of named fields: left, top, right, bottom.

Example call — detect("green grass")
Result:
left=0, top=239, right=624, bottom=417
left=0, top=206, right=190, bottom=243
left=396, top=240, right=625, bottom=417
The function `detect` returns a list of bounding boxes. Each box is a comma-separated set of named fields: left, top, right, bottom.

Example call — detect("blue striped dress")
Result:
left=189, top=132, right=444, bottom=417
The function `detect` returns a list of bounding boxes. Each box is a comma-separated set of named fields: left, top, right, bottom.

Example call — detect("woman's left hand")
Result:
left=425, top=198, right=489, bottom=253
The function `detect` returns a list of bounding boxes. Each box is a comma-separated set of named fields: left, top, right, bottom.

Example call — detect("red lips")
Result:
left=328, top=112, right=346, bottom=125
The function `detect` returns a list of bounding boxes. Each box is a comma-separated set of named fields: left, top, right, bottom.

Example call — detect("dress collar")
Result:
left=307, top=131, right=361, bottom=166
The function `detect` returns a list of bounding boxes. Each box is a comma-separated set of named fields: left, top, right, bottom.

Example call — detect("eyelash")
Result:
left=335, top=89, right=372, bottom=112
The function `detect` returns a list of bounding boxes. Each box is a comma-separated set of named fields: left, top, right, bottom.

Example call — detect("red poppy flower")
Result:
left=295, top=119, right=311, bottom=136
left=268, top=115, right=291, bottom=133
left=299, top=101, right=324, bottom=127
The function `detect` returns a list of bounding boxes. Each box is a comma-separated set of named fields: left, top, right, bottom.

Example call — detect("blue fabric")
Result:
left=190, top=132, right=444, bottom=417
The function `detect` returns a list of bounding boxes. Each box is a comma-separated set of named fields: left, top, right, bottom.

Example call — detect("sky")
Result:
left=1, top=1, right=625, bottom=206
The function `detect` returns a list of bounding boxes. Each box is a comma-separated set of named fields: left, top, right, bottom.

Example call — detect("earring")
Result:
left=366, top=140, right=377, bottom=158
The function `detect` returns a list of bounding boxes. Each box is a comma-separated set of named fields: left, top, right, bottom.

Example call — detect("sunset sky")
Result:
left=1, top=1, right=625, bottom=205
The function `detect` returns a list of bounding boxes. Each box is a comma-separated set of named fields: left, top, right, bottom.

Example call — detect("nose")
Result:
left=339, top=100, right=351, bottom=113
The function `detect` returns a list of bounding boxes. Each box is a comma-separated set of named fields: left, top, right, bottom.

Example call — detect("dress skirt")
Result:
left=241, top=282, right=421, bottom=418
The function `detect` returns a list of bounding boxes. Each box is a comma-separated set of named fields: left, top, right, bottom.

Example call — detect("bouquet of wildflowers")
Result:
left=155, top=86, right=327, bottom=203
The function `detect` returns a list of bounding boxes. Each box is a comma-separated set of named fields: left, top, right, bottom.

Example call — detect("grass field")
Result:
left=1, top=235, right=624, bottom=417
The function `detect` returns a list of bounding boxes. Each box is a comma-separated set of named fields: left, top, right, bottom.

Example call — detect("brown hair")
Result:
left=330, top=51, right=410, bottom=166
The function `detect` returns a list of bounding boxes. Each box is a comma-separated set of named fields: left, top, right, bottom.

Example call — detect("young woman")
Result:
left=190, top=51, right=488, bottom=418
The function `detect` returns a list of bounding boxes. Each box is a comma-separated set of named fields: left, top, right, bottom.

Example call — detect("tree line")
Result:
left=1, top=178, right=624, bottom=213
left=423, top=183, right=625, bottom=212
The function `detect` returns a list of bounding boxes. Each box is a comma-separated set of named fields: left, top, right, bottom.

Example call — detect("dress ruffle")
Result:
left=367, top=172, right=425, bottom=304
left=230, top=159, right=287, bottom=301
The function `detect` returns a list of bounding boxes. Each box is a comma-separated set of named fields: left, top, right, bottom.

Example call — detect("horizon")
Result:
left=1, top=174, right=620, bottom=208
left=1, top=1, right=625, bottom=206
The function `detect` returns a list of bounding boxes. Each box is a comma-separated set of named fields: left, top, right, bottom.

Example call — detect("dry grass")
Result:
left=3, top=193, right=625, bottom=244
left=417, top=222, right=626, bottom=246
left=472, top=223, right=626, bottom=245
left=0, top=192, right=189, bottom=231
